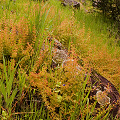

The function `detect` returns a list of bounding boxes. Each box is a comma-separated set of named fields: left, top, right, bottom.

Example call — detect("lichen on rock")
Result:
left=52, top=48, right=68, bottom=65
left=96, top=90, right=110, bottom=105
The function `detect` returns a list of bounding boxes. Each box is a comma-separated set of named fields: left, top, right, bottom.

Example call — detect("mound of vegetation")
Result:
left=0, top=0, right=119, bottom=119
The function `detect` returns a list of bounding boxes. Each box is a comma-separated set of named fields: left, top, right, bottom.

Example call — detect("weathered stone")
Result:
left=49, top=37, right=120, bottom=117
left=61, top=0, right=80, bottom=9
left=46, top=37, right=68, bottom=68
left=89, top=70, right=120, bottom=117
left=52, top=48, right=68, bottom=66
left=30, top=40, right=120, bottom=117
left=96, top=90, right=110, bottom=105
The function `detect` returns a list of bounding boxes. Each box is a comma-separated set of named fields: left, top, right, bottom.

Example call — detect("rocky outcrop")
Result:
left=89, top=70, right=120, bottom=118
left=61, top=0, right=80, bottom=9
left=50, top=37, right=120, bottom=118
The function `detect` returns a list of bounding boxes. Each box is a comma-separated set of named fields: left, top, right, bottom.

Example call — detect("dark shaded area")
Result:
left=14, top=87, right=48, bottom=119
left=91, top=0, right=120, bottom=40
left=92, top=0, right=120, bottom=20
left=89, top=69, right=120, bottom=118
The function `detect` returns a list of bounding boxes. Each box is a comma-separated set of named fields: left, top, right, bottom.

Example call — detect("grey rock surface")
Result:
left=61, top=0, right=80, bottom=9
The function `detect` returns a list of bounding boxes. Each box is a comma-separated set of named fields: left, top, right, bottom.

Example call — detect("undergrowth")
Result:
left=0, top=0, right=119, bottom=119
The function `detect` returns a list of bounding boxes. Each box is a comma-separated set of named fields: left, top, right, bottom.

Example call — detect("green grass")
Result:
left=0, top=56, right=24, bottom=119
left=0, top=0, right=119, bottom=119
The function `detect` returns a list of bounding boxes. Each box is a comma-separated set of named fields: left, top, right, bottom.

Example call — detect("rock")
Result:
left=96, top=90, right=110, bottom=105
left=52, top=48, right=68, bottom=66
left=89, top=70, right=120, bottom=118
left=48, top=37, right=65, bottom=50
left=92, top=0, right=101, bottom=8
left=81, top=0, right=86, bottom=4
left=61, top=0, right=80, bottom=9
left=48, top=37, right=68, bottom=67
left=90, top=70, right=120, bottom=103
left=49, top=37, right=120, bottom=117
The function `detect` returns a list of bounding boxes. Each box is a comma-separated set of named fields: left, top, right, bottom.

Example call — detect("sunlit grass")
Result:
left=0, top=0, right=119, bottom=119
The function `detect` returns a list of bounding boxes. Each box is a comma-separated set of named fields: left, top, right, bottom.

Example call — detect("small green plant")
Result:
left=0, top=56, right=25, bottom=119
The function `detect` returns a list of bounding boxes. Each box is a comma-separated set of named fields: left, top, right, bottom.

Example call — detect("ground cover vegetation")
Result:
left=91, top=0, right=120, bottom=21
left=0, top=0, right=120, bottom=119
left=90, top=0, right=120, bottom=43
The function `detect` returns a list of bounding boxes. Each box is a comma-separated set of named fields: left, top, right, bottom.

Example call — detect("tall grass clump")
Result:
left=0, top=0, right=55, bottom=71
left=0, top=0, right=54, bottom=119
left=0, top=56, right=25, bottom=119
left=0, top=0, right=119, bottom=119
left=0, top=56, right=49, bottom=119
